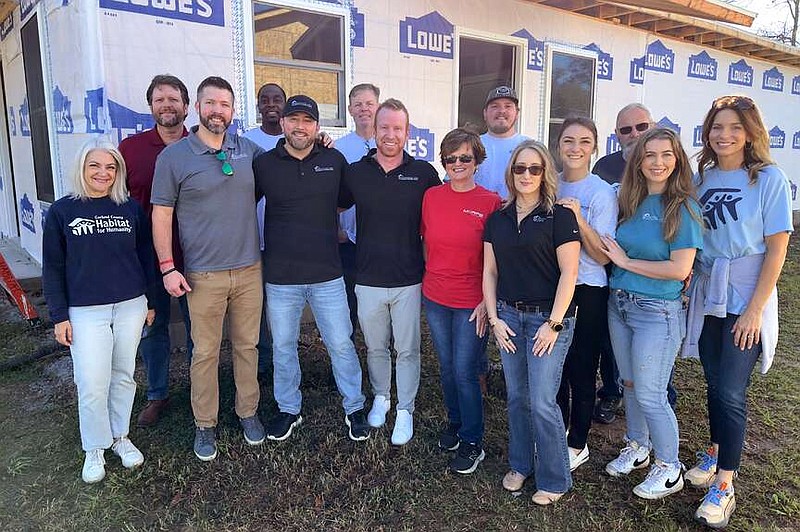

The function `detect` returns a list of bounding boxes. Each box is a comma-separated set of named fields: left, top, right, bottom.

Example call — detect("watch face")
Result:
left=551, top=322, right=564, bottom=332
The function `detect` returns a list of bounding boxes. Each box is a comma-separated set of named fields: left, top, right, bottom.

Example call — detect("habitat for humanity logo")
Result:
left=584, top=43, right=613, bottom=80
left=728, top=59, right=753, bottom=87
left=512, top=29, right=544, bottom=71
left=400, top=11, right=453, bottom=59
left=98, top=0, right=224, bottom=27
left=406, top=124, right=434, bottom=162
left=687, top=51, right=717, bottom=81
left=20, top=194, right=35, bottom=233
left=769, top=126, right=785, bottom=149
left=69, top=215, right=132, bottom=236
left=762, top=67, right=784, bottom=92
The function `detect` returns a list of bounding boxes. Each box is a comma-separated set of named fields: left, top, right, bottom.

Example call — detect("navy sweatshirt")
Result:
left=42, top=195, right=156, bottom=323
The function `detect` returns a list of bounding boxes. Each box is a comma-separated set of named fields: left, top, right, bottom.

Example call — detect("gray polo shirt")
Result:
left=151, top=126, right=264, bottom=273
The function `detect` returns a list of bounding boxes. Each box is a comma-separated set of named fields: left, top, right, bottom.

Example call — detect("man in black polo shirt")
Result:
left=253, top=95, right=369, bottom=443
left=341, top=98, right=441, bottom=446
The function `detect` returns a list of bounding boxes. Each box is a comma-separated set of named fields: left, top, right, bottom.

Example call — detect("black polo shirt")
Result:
left=254, top=139, right=347, bottom=284
left=341, top=150, right=441, bottom=287
left=592, top=150, right=625, bottom=186
left=483, top=203, right=580, bottom=314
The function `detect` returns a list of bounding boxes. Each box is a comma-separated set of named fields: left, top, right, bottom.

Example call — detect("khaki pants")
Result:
left=186, top=262, right=262, bottom=427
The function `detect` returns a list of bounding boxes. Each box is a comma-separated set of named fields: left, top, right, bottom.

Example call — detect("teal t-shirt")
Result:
left=610, top=194, right=703, bottom=300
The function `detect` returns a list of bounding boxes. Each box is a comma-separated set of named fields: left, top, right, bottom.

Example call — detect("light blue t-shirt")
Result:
left=474, top=133, right=529, bottom=199
left=695, top=165, right=793, bottom=313
left=335, top=132, right=376, bottom=243
left=611, top=195, right=703, bottom=300
left=244, top=127, right=283, bottom=251
left=557, top=173, right=618, bottom=287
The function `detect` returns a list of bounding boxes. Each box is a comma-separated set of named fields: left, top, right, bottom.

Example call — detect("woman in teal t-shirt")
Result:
left=599, top=128, right=702, bottom=500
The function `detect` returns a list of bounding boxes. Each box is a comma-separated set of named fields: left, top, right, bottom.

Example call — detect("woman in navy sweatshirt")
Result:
left=43, top=138, right=155, bottom=484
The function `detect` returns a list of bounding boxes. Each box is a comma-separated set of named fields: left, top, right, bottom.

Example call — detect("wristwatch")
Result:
left=547, top=319, right=564, bottom=332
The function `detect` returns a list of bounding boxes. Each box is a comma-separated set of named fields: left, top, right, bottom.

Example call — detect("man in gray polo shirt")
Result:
left=151, top=76, right=265, bottom=461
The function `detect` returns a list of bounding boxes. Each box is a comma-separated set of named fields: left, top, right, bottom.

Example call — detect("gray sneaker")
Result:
left=194, top=427, right=218, bottom=461
left=240, top=415, right=266, bottom=445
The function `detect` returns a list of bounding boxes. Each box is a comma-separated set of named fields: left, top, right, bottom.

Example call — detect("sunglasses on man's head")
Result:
left=216, top=150, right=234, bottom=176
left=511, top=164, right=545, bottom=177
left=618, top=122, right=651, bottom=135
left=443, top=154, right=475, bottom=165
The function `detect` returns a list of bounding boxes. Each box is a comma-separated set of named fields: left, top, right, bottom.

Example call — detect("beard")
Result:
left=200, top=113, right=231, bottom=135
left=487, top=121, right=513, bottom=135
left=285, top=132, right=315, bottom=151
left=153, top=108, right=186, bottom=128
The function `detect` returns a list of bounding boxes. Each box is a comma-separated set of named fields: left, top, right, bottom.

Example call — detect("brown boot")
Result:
left=137, top=399, right=170, bottom=427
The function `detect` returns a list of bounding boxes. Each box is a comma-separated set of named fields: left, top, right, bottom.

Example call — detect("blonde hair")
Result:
left=70, top=138, right=129, bottom=205
left=618, top=128, right=701, bottom=242
left=503, top=140, right=558, bottom=213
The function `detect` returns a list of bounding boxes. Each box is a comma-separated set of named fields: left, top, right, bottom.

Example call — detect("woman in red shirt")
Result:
left=421, top=128, right=501, bottom=475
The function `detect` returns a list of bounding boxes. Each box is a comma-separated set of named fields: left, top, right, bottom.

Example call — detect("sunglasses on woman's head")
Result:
left=216, top=150, right=234, bottom=176
left=443, top=154, right=475, bottom=165
left=511, top=164, right=545, bottom=176
left=618, top=122, right=650, bottom=135
left=713, top=96, right=755, bottom=111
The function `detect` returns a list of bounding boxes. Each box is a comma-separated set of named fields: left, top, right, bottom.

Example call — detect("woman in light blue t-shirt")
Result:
left=684, top=96, right=792, bottom=529
left=599, top=128, right=702, bottom=501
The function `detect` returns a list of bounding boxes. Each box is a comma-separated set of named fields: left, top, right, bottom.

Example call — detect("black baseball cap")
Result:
left=282, top=95, right=319, bottom=121
left=485, top=85, right=518, bottom=107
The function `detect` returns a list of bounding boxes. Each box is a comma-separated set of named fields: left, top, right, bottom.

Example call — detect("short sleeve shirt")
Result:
left=592, top=150, right=626, bottom=191
left=474, top=133, right=529, bottom=199
left=335, top=132, right=376, bottom=243
left=610, top=195, right=703, bottom=300
left=483, top=203, right=580, bottom=313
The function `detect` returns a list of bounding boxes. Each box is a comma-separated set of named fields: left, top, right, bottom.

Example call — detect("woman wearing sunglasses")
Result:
left=554, top=116, right=618, bottom=472
left=600, top=128, right=702, bottom=499
left=683, top=96, right=792, bottom=528
left=483, top=140, right=580, bottom=504
left=421, top=128, right=501, bottom=474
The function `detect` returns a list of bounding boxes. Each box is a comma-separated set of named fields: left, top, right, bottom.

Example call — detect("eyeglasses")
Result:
left=216, top=150, right=234, bottom=176
left=443, top=154, right=475, bottom=165
left=713, top=95, right=755, bottom=111
left=618, top=122, right=651, bottom=135
left=511, top=164, right=545, bottom=176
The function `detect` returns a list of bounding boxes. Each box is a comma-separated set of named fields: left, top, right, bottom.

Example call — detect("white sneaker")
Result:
left=82, top=448, right=106, bottom=484
left=391, top=409, right=413, bottom=446
left=367, top=395, right=391, bottom=428
left=569, top=445, right=589, bottom=471
left=112, top=437, right=144, bottom=469
left=606, top=439, right=651, bottom=477
left=633, top=460, right=684, bottom=499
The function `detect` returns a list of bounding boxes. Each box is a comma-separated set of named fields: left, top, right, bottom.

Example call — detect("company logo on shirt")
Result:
left=687, top=51, right=717, bottom=81
left=69, top=218, right=96, bottom=236
left=769, top=126, right=785, bottom=149
left=792, top=75, right=800, bottom=95
left=20, top=194, right=35, bottom=234
left=314, top=165, right=334, bottom=172
left=762, top=67, right=784, bottom=92
left=728, top=59, right=753, bottom=87
left=69, top=215, right=132, bottom=236
left=463, top=209, right=484, bottom=219
left=99, top=0, right=224, bottom=27
left=584, top=43, right=613, bottom=80
left=407, top=124, right=434, bottom=162
left=397, top=174, right=419, bottom=181
left=643, top=40, right=674, bottom=74
left=512, top=29, right=544, bottom=71
left=530, top=215, right=548, bottom=223
left=642, top=212, right=661, bottom=222
left=700, top=188, right=742, bottom=230
left=399, top=11, right=453, bottom=59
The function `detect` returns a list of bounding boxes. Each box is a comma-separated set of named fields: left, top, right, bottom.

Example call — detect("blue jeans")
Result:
left=423, top=296, right=487, bottom=445
left=267, top=277, right=365, bottom=415
left=698, top=314, right=761, bottom=471
left=139, top=283, right=193, bottom=400
left=499, top=301, right=575, bottom=494
left=607, top=290, right=685, bottom=465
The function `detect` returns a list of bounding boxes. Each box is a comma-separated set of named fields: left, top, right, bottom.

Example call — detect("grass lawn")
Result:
left=1, top=237, right=799, bottom=531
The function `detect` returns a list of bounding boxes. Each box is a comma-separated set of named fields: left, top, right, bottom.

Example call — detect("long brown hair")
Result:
left=618, top=128, right=701, bottom=242
left=503, top=140, right=558, bottom=214
left=697, top=95, right=773, bottom=185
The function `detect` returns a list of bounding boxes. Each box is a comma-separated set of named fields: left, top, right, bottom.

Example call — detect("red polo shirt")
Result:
left=120, top=126, right=188, bottom=271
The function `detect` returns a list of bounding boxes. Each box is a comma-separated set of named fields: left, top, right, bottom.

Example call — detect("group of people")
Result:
left=41, top=74, right=791, bottom=530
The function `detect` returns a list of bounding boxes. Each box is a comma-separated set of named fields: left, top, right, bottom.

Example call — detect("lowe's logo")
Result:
left=769, top=126, right=785, bottom=149
left=53, top=86, right=74, bottom=134
left=793, top=131, right=800, bottom=150
left=407, top=124, right=434, bottom=162
left=584, top=43, right=613, bottom=80
left=693, top=125, right=703, bottom=147
left=762, top=67, right=784, bottom=92
left=400, top=11, right=453, bottom=59
left=687, top=51, right=717, bottom=81
left=629, top=56, right=645, bottom=85
left=98, top=0, right=224, bottom=27
left=512, top=29, right=544, bottom=71
left=792, top=75, right=800, bottom=95
left=350, top=7, right=364, bottom=48
left=657, top=116, right=681, bottom=135
left=728, top=59, right=753, bottom=87
left=605, top=134, right=620, bottom=155
left=20, top=0, right=39, bottom=21
left=643, top=40, right=674, bottom=73
left=1, top=13, right=13, bottom=41
left=20, top=194, right=35, bottom=234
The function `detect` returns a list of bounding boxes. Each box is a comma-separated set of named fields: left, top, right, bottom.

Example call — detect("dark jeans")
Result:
left=257, top=250, right=273, bottom=375
left=698, top=314, right=761, bottom=471
left=339, top=241, right=359, bottom=336
left=423, top=296, right=487, bottom=445
left=557, top=284, right=606, bottom=449
left=140, top=283, right=192, bottom=400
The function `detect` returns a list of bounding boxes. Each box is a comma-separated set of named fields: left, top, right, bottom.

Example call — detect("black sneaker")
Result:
left=266, top=412, right=302, bottom=441
left=345, top=409, right=371, bottom=441
left=594, top=397, right=621, bottom=424
left=449, top=442, right=485, bottom=474
left=438, top=423, right=461, bottom=451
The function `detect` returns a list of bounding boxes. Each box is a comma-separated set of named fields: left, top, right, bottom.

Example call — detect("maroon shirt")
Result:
left=120, top=126, right=188, bottom=271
